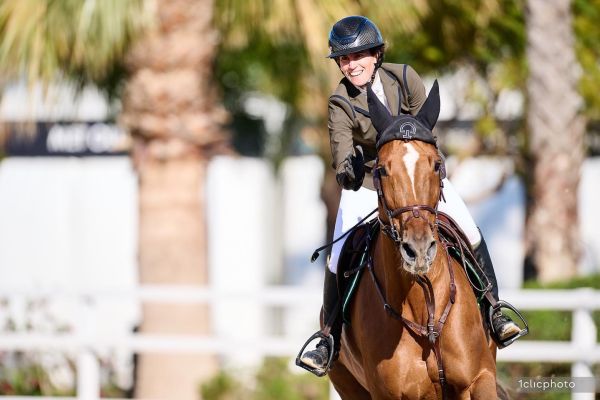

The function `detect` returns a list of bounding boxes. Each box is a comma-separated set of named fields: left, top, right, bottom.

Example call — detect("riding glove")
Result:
left=335, top=146, right=365, bottom=191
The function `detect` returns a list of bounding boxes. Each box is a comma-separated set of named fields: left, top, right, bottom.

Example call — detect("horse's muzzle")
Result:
left=400, top=238, right=437, bottom=274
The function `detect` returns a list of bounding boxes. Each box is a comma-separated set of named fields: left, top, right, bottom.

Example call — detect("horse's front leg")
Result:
left=466, top=369, right=497, bottom=400
left=328, top=360, right=372, bottom=400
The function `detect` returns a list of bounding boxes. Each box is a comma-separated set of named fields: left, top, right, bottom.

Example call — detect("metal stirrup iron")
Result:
left=295, top=302, right=340, bottom=376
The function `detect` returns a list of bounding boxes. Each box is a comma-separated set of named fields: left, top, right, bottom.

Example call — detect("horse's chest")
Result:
left=371, top=352, right=438, bottom=399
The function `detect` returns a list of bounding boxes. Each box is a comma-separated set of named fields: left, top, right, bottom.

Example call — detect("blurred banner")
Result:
left=3, top=122, right=130, bottom=157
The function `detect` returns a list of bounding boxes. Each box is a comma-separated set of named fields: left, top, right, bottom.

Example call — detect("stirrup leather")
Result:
left=487, top=300, right=529, bottom=349
left=295, top=331, right=335, bottom=377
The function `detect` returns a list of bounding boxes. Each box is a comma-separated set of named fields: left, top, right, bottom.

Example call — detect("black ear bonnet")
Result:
left=367, top=80, right=441, bottom=151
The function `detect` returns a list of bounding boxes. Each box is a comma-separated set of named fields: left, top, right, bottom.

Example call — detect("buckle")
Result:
left=487, top=300, right=529, bottom=349
left=295, top=331, right=335, bottom=377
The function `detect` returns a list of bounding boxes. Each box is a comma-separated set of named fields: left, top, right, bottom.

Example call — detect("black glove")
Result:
left=335, top=146, right=365, bottom=191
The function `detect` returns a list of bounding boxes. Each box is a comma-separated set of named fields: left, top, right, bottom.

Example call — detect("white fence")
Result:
left=0, top=286, right=599, bottom=400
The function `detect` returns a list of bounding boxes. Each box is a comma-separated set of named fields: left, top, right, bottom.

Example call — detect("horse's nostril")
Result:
left=402, top=243, right=416, bottom=259
left=427, top=241, right=437, bottom=261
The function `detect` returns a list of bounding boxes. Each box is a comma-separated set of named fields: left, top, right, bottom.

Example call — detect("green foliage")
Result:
left=0, top=351, right=129, bottom=397
left=524, top=273, right=600, bottom=290
left=386, top=0, right=526, bottom=77
left=520, top=310, right=572, bottom=341
left=0, top=352, right=74, bottom=396
left=573, top=0, right=600, bottom=119
left=201, top=371, right=243, bottom=400
left=216, top=33, right=309, bottom=112
left=201, top=358, right=328, bottom=400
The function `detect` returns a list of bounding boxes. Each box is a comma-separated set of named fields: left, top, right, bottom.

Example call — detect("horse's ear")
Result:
left=367, top=84, right=393, bottom=134
left=416, top=80, right=440, bottom=130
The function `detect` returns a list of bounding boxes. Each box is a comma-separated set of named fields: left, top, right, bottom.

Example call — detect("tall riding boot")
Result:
left=299, top=268, right=342, bottom=373
left=474, top=235, right=499, bottom=301
left=474, top=235, right=521, bottom=342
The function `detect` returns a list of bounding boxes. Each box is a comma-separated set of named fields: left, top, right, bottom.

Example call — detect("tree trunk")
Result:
left=121, top=0, right=228, bottom=398
left=135, top=155, right=215, bottom=400
left=525, top=0, right=585, bottom=283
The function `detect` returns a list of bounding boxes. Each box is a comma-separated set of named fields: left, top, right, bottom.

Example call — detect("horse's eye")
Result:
left=434, top=161, right=441, bottom=172
left=377, top=166, right=388, bottom=177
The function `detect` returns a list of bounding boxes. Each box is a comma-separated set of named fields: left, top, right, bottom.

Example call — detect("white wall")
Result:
left=0, top=156, right=139, bottom=389
left=206, top=155, right=327, bottom=367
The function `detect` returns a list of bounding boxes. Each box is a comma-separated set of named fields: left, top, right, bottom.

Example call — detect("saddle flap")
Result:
left=437, top=212, right=488, bottom=300
left=337, top=218, right=380, bottom=323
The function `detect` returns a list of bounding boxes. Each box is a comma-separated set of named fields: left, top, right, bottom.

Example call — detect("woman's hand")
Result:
left=336, top=146, right=365, bottom=191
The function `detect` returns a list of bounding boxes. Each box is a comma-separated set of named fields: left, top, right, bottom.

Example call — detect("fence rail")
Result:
left=0, top=286, right=599, bottom=400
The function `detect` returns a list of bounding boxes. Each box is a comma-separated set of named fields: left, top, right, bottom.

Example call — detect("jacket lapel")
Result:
left=380, top=69, right=400, bottom=116
left=343, top=78, right=370, bottom=117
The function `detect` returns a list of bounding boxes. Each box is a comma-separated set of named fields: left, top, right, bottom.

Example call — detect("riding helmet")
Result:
left=327, top=16, right=384, bottom=59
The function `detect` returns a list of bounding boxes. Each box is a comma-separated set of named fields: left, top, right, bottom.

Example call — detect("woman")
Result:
left=299, top=16, right=523, bottom=376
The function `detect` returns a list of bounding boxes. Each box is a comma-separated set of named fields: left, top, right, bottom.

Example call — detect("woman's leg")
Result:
left=300, top=186, right=377, bottom=374
left=329, top=186, right=379, bottom=273
left=437, top=178, right=481, bottom=246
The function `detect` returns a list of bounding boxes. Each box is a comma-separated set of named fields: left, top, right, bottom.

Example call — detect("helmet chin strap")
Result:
left=370, top=70, right=378, bottom=85
left=369, top=49, right=384, bottom=84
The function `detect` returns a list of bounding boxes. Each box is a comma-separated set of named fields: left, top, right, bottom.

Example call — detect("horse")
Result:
left=327, top=81, right=499, bottom=400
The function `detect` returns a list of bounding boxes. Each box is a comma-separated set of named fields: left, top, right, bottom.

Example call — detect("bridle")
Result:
left=371, top=153, right=444, bottom=246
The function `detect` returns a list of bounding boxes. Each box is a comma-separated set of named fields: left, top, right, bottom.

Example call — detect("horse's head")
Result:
left=367, top=81, right=444, bottom=275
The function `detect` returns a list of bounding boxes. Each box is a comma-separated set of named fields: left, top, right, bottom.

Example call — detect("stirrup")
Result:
left=487, top=300, right=529, bottom=349
left=295, top=330, right=335, bottom=377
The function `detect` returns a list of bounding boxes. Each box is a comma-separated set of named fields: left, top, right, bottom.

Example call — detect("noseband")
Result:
left=372, top=160, right=442, bottom=246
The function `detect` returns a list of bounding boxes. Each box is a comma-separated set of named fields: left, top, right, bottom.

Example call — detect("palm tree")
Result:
left=120, top=0, right=228, bottom=398
left=1, top=1, right=225, bottom=398
left=524, top=0, right=585, bottom=282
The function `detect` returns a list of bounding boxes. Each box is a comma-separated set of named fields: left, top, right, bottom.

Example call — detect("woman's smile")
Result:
left=339, top=51, right=377, bottom=88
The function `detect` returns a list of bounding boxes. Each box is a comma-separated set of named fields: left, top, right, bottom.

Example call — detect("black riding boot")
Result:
left=299, top=268, right=342, bottom=374
left=475, top=235, right=522, bottom=343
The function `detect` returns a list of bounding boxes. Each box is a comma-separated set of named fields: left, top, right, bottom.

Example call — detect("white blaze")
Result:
left=403, top=143, right=419, bottom=197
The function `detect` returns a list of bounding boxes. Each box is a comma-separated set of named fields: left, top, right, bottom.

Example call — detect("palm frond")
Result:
left=0, top=0, right=152, bottom=89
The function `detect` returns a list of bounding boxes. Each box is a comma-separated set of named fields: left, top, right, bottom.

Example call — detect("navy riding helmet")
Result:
left=328, top=16, right=384, bottom=59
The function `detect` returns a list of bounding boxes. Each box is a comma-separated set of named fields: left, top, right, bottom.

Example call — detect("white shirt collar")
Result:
left=371, top=71, right=390, bottom=112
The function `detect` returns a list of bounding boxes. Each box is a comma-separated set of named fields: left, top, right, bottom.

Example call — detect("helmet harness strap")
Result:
left=370, top=48, right=384, bottom=84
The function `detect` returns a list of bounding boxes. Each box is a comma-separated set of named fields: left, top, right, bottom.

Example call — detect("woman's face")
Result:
left=338, top=50, right=377, bottom=88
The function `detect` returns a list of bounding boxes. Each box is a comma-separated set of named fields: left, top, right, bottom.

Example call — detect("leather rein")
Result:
left=370, top=157, right=455, bottom=400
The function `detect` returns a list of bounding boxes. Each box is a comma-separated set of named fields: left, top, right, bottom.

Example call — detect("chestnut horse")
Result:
left=328, top=82, right=498, bottom=400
